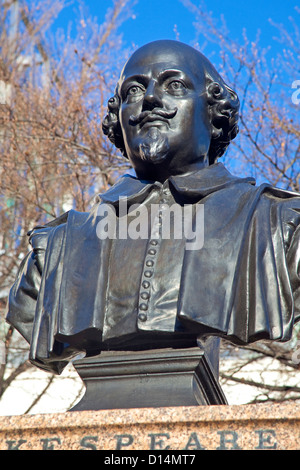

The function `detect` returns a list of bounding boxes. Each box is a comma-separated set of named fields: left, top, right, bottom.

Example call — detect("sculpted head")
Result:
left=102, top=40, right=239, bottom=181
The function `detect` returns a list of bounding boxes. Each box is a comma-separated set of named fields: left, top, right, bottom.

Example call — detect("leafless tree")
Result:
left=0, top=0, right=133, bottom=413
left=182, top=0, right=300, bottom=404
left=1, top=0, right=300, bottom=413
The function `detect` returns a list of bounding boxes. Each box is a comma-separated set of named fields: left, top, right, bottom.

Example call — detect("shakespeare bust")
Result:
left=6, top=40, right=300, bottom=377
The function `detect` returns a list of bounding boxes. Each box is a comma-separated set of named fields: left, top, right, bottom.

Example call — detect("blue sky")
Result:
left=50, top=0, right=299, bottom=183
left=53, top=0, right=300, bottom=54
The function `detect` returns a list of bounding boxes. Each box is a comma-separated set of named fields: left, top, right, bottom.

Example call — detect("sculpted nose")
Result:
left=143, top=81, right=163, bottom=110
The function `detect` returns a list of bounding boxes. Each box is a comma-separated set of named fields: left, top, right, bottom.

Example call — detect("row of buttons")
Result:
left=138, top=188, right=171, bottom=323
left=138, top=239, right=158, bottom=322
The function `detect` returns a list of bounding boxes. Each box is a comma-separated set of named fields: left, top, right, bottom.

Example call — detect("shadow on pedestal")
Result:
left=70, top=344, right=227, bottom=411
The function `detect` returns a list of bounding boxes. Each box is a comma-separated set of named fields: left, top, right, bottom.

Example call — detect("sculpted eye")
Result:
left=167, top=80, right=186, bottom=94
left=127, top=85, right=144, bottom=96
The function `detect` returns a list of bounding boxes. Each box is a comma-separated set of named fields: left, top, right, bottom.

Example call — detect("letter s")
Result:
left=79, top=435, right=98, bottom=450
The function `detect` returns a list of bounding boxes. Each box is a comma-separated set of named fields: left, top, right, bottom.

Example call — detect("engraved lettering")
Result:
left=80, top=435, right=98, bottom=450
left=216, top=430, right=241, bottom=450
left=114, top=433, right=134, bottom=450
left=40, top=437, right=61, bottom=450
left=184, top=432, right=206, bottom=450
left=255, top=429, right=277, bottom=450
left=148, top=432, right=170, bottom=450
left=6, top=439, right=27, bottom=450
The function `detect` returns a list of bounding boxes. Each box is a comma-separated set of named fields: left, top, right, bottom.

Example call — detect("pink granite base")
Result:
left=0, top=403, right=299, bottom=450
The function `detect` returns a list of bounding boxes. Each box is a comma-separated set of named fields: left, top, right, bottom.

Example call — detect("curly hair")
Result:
left=205, top=76, right=240, bottom=164
left=102, top=58, right=240, bottom=166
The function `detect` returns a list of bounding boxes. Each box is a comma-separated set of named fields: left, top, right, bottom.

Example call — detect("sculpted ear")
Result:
left=206, top=80, right=240, bottom=163
left=102, top=94, right=127, bottom=158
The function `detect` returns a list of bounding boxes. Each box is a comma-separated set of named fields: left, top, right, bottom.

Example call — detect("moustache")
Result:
left=129, top=107, right=178, bottom=126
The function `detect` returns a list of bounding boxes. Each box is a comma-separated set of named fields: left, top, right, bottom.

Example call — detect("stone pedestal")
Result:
left=71, top=346, right=227, bottom=411
left=0, top=403, right=300, bottom=450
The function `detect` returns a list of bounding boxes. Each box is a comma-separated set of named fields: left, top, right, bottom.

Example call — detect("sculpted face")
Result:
left=117, top=40, right=212, bottom=181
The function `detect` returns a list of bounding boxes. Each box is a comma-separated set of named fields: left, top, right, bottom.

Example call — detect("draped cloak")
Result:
left=6, top=163, right=300, bottom=373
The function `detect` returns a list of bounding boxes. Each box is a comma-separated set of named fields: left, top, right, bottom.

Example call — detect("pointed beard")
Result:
left=139, top=128, right=169, bottom=164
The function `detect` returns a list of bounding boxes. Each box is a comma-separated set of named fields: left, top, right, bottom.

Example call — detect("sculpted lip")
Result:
left=140, top=115, right=169, bottom=129
left=129, top=107, right=178, bottom=127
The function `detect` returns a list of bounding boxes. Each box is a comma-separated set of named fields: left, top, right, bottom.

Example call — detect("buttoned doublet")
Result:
left=6, top=164, right=300, bottom=373
left=103, top=179, right=187, bottom=342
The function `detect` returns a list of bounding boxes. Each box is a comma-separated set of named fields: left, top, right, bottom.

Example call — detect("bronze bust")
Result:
left=6, top=40, right=300, bottom=379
